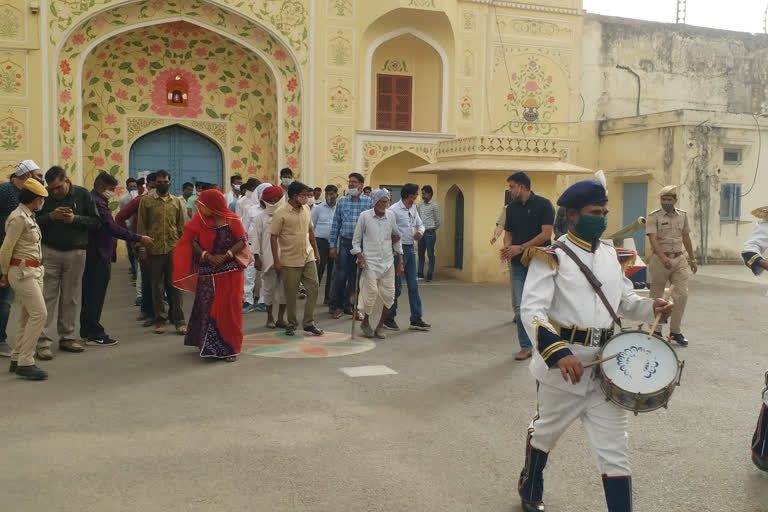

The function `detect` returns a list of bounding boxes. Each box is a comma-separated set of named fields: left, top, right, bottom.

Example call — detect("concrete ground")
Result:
left=1, top=264, right=767, bottom=512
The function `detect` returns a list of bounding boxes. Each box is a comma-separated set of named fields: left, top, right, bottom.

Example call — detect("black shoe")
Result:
left=382, top=320, right=400, bottom=331
left=85, top=336, right=119, bottom=346
left=521, top=501, right=545, bottom=512
left=303, top=326, right=324, bottom=337
left=426, top=274, right=433, bottom=282
left=752, top=453, right=768, bottom=472
left=343, top=308, right=354, bottom=316
left=417, top=274, right=424, bottom=279
left=409, top=319, right=431, bottom=331
left=9, top=360, right=17, bottom=373
left=285, top=326, right=296, bottom=336
left=142, top=318, right=155, bottom=328
left=669, top=333, right=688, bottom=346
left=15, top=365, right=48, bottom=380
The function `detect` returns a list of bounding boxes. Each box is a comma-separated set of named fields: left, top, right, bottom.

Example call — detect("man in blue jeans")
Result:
left=329, top=173, right=373, bottom=319
left=384, top=184, right=431, bottom=331
left=417, top=185, right=441, bottom=282
left=501, top=172, right=555, bottom=360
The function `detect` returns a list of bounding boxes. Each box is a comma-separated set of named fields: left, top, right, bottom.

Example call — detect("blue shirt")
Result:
left=311, top=201, right=336, bottom=240
left=0, top=181, right=20, bottom=245
left=328, top=194, right=373, bottom=248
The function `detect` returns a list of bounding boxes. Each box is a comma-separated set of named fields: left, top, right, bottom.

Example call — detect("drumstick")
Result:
left=584, top=353, right=619, bottom=369
left=648, top=285, right=674, bottom=336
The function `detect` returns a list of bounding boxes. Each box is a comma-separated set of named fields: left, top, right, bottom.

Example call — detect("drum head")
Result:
left=600, top=331, right=679, bottom=394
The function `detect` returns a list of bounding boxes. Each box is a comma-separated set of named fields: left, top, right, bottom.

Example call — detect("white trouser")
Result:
left=243, top=260, right=256, bottom=304
left=261, top=268, right=285, bottom=306
left=357, top=265, right=395, bottom=315
left=136, top=267, right=142, bottom=298
left=257, top=270, right=265, bottom=304
left=529, top=377, right=630, bottom=477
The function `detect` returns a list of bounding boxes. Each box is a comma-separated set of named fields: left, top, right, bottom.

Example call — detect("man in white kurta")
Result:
left=740, top=208, right=768, bottom=472
left=243, top=182, right=272, bottom=312
left=249, top=185, right=286, bottom=329
left=351, top=189, right=403, bottom=339
left=238, top=179, right=260, bottom=312
left=517, top=177, right=671, bottom=512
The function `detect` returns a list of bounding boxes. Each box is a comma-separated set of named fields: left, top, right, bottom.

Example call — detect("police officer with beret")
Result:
left=646, top=185, right=697, bottom=346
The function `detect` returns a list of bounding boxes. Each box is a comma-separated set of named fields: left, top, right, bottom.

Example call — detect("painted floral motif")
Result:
left=80, top=22, right=278, bottom=184
left=0, top=118, right=23, bottom=151
left=0, top=62, right=22, bottom=94
left=56, top=3, right=303, bottom=180
left=329, top=85, right=351, bottom=116
left=616, top=346, right=660, bottom=379
left=328, top=31, right=352, bottom=67
left=328, top=0, right=352, bottom=17
left=328, top=134, right=350, bottom=164
left=406, top=0, right=437, bottom=8
left=496, top=58, right=559, bottom=136
left=0, top=5, right=22, bottom=40
left=459, top=91, right=472, bottom=120
left=361, top=142, right=437, bottom=177
left=381, top=59, right=408, bottom=73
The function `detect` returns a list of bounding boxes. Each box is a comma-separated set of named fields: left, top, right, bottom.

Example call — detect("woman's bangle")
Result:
left=226, top=249, right=234, bottom=259
left=201, top=250, right=208, bottom=261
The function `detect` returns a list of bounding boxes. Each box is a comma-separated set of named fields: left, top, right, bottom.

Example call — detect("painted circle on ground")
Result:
left=242, top=331, right=375, bottom=358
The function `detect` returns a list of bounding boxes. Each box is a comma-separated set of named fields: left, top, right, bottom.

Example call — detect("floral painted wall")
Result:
left=79, top=22, right=277, bottom=186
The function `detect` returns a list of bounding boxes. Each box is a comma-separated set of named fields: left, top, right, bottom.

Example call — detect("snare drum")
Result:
left=597, top=330, right=684, bottom=415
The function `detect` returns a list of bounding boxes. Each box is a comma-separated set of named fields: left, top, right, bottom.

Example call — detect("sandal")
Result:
left=266, top=320, right=276, bottom=329
left=153, top=326, right=165, bottom=334
left=304, top=325, right=325, bottom=337
left=224, top=356, right=237, bottom=363
left=332, top=310, right=344, bottom=320
left=176, top=326, right=187, bottom=335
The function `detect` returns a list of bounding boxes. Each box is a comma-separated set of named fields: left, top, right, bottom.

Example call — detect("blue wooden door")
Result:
left=622, top=182, right=648, bottom=254
left=129, top=125, right=222, bottom=196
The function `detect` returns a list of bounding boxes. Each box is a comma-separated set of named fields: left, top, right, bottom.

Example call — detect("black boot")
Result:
left=752, top=403, right=768, bottom=472
left=602, top=475, right=632, bottom=512
left=669, top=332, right=688, bottom=346
left=15, top=365, right=48, bottom=381
left=518, top=441, right=548, bottom=511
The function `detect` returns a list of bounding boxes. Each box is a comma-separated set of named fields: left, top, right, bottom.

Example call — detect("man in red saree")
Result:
left=173, top=190, right=252, bottom=361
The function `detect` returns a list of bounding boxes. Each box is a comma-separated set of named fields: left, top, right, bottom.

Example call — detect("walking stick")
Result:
left=351, top=266, right=361, bottom=339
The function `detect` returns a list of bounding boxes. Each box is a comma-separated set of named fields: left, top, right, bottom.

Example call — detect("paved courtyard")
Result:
left=1, top=264, right=767, bottom=511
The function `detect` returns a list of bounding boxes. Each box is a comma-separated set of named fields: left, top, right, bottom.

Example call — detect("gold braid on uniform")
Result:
left=521, top=246, right=559, bottom=272
left=614, top=248, right=637, bottom=272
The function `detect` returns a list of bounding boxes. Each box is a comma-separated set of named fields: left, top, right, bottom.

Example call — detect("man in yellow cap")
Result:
left=0, top=178, right=49, bottom=380
left=646, top=184, right=697, bottom=346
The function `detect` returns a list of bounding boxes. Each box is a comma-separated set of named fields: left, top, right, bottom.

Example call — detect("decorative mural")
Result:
left=327, top=0, right=353, bottom=18
left=0, top=107, right=27, bottom=153
left=361, top=142, right=437, bottom=178
left=381, top=59, right=409, bottom=74
left=326, top=126, right=352, bottom=165
left=0, top=3, right=24, bottom=42
left=48, top=0, right=310, bottom=62
left=327, top=78, right=352, bottom=117
left=327, top=28, right=353, bottom=68
left=495, top=16, right=574, bottom=42
left=402, top=0, right=439, bottom=9
left=55, top=1, right=303, bottom=181
left=459, top=87, right=472, bottom=121
left=491, top=46, right=572, bottom=137
left=0, top=54, right=24, bottom=96
left=462, top=10, right=477, bottom=32
left=78, top=22, right=278, bottom=186
left=462, top=48, right=474, bottom=77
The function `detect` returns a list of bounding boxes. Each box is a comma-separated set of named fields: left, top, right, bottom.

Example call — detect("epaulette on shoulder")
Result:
left=649, top=208, right=662, bottom=215
left=676, top=208, right=687, bottom=214
left=751, top=206, right=768, bottom=221
left=521, top=246, right=559, bottom=271
left=614, top=247, right=637, bottom=272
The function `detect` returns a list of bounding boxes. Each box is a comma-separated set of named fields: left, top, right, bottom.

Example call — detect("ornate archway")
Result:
left=53, top=0, right=305, bottom=184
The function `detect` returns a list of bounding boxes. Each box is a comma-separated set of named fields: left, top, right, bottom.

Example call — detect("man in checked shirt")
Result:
left=328, top=173, right=373, bottom=319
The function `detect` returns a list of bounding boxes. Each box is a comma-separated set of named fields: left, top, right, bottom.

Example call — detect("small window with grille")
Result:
left=723, top=149, right=742, bottom=164
left=376, top=74, right=412, bottom=131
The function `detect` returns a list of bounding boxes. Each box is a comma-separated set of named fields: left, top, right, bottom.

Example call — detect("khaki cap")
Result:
left=23, top=178, right=48, bottom=197
left=659, top=185, right=677, bottom=197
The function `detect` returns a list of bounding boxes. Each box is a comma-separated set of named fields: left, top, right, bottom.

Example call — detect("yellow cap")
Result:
left=659, top=185, right=677, bottom=198
left=23, top=178, right=48, bottom=197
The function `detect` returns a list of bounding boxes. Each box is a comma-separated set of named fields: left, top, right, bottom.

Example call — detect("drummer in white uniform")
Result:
left=516, top=176, right=673, bottom=512
left=740, top=206, right=768, bottom=472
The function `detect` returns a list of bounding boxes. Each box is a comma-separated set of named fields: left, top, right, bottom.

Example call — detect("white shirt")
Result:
left=235, top=192, right=253, bottom=219
left=243, top=202, right=264, bottom=238
left=248, top=207, right=279, bottom=272
left=224, top=190, right=236, bottom=205
left=351, top=209, right=403, bottom=278
left=521, top=233, right=655, bottom=396
left=388, top=200, right=425, bottom=246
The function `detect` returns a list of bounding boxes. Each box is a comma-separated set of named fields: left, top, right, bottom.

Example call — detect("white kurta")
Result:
left=351, top=209, right=402, bottom=278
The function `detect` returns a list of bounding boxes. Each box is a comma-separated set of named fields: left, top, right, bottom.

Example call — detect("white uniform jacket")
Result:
left=742, top=217, right=768, bottom=275
left=521, top=232, right=656, bottom=396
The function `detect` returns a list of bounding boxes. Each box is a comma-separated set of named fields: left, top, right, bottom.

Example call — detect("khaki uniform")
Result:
left=0, top=204, right=46, bottom=366
left=646, top=207, right=691, bottom=333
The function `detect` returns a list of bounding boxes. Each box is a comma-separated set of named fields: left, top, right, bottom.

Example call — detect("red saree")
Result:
left=173, top=190, right=252, bottom=358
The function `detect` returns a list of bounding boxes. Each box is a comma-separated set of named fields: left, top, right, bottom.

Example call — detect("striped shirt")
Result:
left=328, top=194, right=373, bottom=249
left=417, top=200, right=442, bottom=231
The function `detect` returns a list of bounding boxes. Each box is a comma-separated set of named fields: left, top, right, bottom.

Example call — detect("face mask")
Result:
left=297, top=195, right=309, bottom=205
left=233, top=184, right=241, bottom=191
left=155, top=183, right=170, bottom=195
left=281, top=178, right=292, bottom=187
left=575, top=214, right=608, bottom=242
left=245, top=190, right=254, bottom=199
left=662, top=203, right=675, bottom=213
left=265, top=201, right=280, bottom=213
left=128, top=187, right=137, bottom=192
left=103, top=190, right=116, bottom=200
left=35, top=199, right=45, bottom=212
left=183, top=191, right=193, bottom=199
left=348, top=188, right=360, bottom=197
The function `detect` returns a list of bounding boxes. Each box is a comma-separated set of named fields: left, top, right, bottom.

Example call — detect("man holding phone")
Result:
left=36, top=166, right=102, bottom=359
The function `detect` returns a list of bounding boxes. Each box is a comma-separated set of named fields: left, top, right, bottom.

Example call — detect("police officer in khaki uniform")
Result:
left=646, top=185, right=697, bottom=346
left=0, top=178, right=49, bottom=380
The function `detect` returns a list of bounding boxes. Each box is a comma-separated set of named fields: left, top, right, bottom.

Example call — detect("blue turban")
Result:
left=557, top=180, right=608, bottom=209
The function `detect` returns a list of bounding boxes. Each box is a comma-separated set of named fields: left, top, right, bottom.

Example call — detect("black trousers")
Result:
left=80, top=255, right=111, bottom=339
left=316, top=238, right=334, bottom=302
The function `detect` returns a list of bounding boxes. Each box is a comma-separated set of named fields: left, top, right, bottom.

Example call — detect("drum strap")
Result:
left=554, top=241, right=623, bottom=329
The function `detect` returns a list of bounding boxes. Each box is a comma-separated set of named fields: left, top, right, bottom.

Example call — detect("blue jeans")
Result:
left=332, top=237, right=356, bottom=311
left=510, top=261, right=533, bottom=350
left=386, top=245, right=423, bottom=324
left=0, top=265, right=13, bottom=344
left=418, top=229, right=437, bottom=277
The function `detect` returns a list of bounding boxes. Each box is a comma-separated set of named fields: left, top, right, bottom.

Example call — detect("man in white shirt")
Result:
left=224, top=174, right=243, bottom=206
left=236, top=178, right=261, bottom=312
left=383, top=183, right=430, bottom=331
left=351, top=189, right=403, bottom=339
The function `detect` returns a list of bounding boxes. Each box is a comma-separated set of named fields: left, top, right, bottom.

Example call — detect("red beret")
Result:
left=261, top=185, right=284, bottom=202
